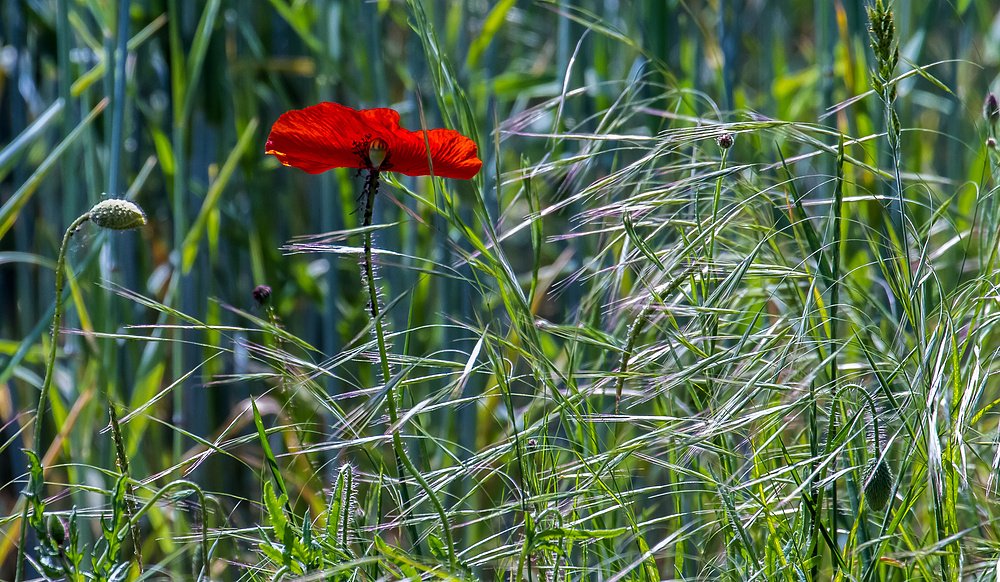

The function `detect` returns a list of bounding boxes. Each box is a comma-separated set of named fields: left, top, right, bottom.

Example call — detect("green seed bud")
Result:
left=47, top=514, right=65, bottom=545
left=368, top=138, right=388, bottom=169
left=192, top=542, right=204, bottom=576
left=89, top=199, right=147, bottom=231
left=863, top=456, right=893, bottom=511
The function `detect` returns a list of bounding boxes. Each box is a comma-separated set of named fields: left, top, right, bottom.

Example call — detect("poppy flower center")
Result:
left=368, top=138, right=389, bottom=170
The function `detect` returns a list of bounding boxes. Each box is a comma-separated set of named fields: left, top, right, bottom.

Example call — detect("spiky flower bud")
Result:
left=848, top=382, right=894, bottom=511
left=864, top=456, right=894, bottom=511
left=88, top=199, right=147, bottom=230
left=716, top=133, right=735, bottom=149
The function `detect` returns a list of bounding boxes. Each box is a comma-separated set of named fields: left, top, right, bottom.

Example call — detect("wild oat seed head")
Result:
left=89, top=199, right=147, bottom=230
left=867, top=0, right=899, bottom=101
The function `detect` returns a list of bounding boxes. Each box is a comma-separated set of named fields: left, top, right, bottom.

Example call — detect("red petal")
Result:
left=265, top=103, right=386, bottom=174
left=265, top=102, right=482, bottom=180
left=382, top=128, right=482, bottom=180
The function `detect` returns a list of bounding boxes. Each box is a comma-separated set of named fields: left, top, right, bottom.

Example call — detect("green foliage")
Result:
left=24, top=448, right=131, bottom=580
left=257, top=468, right=359, bottom=578
left=3, top=0, right=1000, bottom=580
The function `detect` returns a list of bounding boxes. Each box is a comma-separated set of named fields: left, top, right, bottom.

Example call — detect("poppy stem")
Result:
left=14, top=211, right=92, bottom=582
left=361, top=170, right=458, bottom=571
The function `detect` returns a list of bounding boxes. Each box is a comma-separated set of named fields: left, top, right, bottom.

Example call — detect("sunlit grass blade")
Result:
left=0, top=98, right=107, bottom=241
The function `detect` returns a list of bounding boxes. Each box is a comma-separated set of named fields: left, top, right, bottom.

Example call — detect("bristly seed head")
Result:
left=716, top=133, right=735, bottom=149
left=864, top=456, right=894, bottom=511
left=853, top=382, right=893, bottom=511
left=368, top=138, right=388, bottom=170
left=89, top=199, right=147, bottom=231
left=867, top=0, right=899, bottom=103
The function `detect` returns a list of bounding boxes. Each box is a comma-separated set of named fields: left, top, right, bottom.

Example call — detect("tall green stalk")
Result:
left=360, top=169, right=459, bottom=573
left=868, top=2, right=949, bottom=579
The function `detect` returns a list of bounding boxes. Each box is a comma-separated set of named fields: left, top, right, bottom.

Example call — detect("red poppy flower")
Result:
left=265, top=102, right=482, bottom=180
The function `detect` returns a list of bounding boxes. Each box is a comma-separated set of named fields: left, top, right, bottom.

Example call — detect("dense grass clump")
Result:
left=2, top=0, right=1000, bottom=580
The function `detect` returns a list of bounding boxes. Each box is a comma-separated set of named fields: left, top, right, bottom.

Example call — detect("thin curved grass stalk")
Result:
left=360, top=169, right=459, bottom=572
left=127, top=479, right=212, bottom=579
left=705, top=142, right=732, bottom=480
left=707, top=144, right=729, bottom=262
left=704, top=142, right=729, bottom=365
left=257, top=286, right=303, bottom=426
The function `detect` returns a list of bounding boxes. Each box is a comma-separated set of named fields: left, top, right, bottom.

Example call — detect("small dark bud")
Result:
left=526, top=438, right=537, bottom=450
left=252, top=285, right=272, bottom=305
left=984, top=93, right=999, bottom=124
left=988, top=137, right=997, bottom=149
left=47, top=514, right=66, bottom=545
left=716, top=133, right=735, bottom=149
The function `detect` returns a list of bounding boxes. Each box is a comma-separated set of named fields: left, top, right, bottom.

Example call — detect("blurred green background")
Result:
left=3, top=0, right=1000, bottom=579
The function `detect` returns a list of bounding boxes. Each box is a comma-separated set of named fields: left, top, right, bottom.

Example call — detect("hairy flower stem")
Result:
left=361, top=170, right=458, bottom=572
left=14, top=211, right=90, bottom=582
left=36, top=213, right=90, bottom=457
left=707, top=151, right=730, bottom=472
left=109, top=401, right=142, bottom=570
